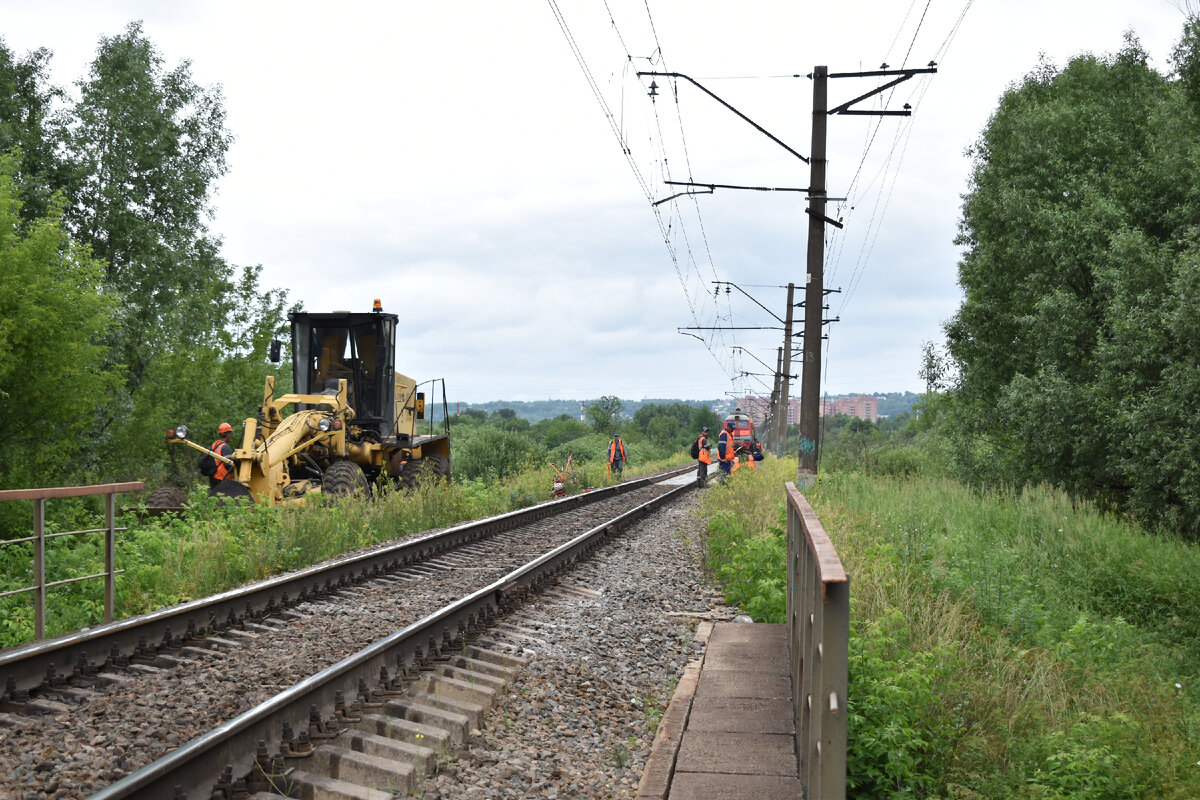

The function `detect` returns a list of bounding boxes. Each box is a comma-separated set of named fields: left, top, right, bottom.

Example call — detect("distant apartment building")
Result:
left=820, top=394, right=879, bottom=423
left=732, top=394, right=879, bottom=425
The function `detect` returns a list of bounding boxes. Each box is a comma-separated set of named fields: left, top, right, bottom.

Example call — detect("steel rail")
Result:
left=89, top=476, right=695, bottom=799
left=0, top=467, right=692, bottom=699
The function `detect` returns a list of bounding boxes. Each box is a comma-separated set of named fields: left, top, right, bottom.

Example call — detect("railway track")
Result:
left=0, top=467, right=700, bottom=799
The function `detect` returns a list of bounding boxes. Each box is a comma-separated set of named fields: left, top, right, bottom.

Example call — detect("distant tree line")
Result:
left=449, top=393, right=919, bottom=425
left=445, top=397, right=722, bottom=425
left=0, top=23, right=288, bottom=507
left=447, top=397, right=720, bottom=483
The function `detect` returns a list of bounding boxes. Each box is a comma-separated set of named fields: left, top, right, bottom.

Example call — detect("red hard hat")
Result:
left=218, top=422, right=233, bottom=434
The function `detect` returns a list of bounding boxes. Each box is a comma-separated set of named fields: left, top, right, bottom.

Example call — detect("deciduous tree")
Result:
left=64, top=22, right=235, bottom=391
left=586, top=395, right=624, bottom=434
left=0, top=154, right=119, bottom=488
left=946, top=27, right=1200, bottom=533
left=55, top=23, right=288, bottom=482
left=0, top=37, right=66, bottom=224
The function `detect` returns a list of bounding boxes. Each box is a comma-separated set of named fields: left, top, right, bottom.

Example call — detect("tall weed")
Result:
left=696, top=458, right=797, bottom=623
left=804, top=471, right=1200, bottom=798
left=691, top=463, right=1200, bottom=797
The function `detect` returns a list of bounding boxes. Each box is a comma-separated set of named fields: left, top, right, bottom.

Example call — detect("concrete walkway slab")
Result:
left=668, top=772, right=802, bottom=800
left=695, top=668, right=793, bottom=700
left=635, top=622, right=800, bottom=800
left=675, top=730, right=799, bottom=775
left=688, top=696, right=794, bottom=735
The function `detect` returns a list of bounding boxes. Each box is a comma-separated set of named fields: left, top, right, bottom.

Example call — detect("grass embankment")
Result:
left=697, top=459, right=1200, bottom=799
left=0, top=456, right=688, bottom=647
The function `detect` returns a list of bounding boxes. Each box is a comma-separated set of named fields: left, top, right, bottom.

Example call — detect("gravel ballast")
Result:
left=419, top=494, right=735, bottom=800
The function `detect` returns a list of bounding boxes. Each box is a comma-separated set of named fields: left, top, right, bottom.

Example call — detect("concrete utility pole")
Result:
left=797, top=67, right=827, bottom=479
left=796, top=63, right=937, bottom=481
left=777, top=283, right=795, bottom=458
left=769, top=346, right=783, bottom=454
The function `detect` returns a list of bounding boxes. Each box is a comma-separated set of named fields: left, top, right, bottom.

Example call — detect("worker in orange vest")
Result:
left=208, top=422, right=235, bottom=493
left=607, top=432, right=628, bottom=479
left=716, top=420, right=736, bottom=480
left=695, top=426, right=711, bottom=488
left=745, top=440, right=763, bottom=471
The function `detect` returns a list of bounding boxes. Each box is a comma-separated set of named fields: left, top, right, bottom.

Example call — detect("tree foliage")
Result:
left=945, top=27, right=1200, bottom=534
left=585, top=395, right=624, bottom=434
left=0, top=154, right=120, bottom=487
left=488, top=408, right=531, bottom=433
left=452, top=426, right=545, bottom=483
left=65, top=22, right=236, bottom=386
left=0, top=38, right=65, bottom=223
left=0, top=24, right=289, bottom=489
left=530, top=414, right=590, bottom=449
left=633, top=401, right=719, bottom=450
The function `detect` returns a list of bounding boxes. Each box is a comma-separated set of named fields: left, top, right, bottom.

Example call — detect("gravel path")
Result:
left=420, top=493, right=736, bottom=800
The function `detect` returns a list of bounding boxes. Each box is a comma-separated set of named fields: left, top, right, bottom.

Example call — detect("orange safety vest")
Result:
left=697, top=434, right=711, bottom=464
left=608, top=438, right=627, bottom=463
left=717, top=430, right=735, bottom=462
left=210, top=438, right=233, bottom=482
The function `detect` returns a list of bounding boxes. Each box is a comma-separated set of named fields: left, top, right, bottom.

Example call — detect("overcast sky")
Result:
left=2, top=1, right=1193, bottom=403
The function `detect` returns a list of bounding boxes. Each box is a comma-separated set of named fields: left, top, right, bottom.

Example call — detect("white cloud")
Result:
left=3, top=0, right=1192, bottom=403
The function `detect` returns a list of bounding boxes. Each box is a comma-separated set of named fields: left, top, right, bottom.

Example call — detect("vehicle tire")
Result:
left=211, top=480, right=252, bottom=503
left=146, top=486, right=188, bottom=509
left=426, top=453, right=451, bottom=483
left=323, top=460, right=371, bottom=498
left=399, top=456, right=425, bottom=490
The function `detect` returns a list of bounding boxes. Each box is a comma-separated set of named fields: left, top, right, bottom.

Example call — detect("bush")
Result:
left=847, top=610, right=956, bottom=799
left=1027, top=714, right=1153, bottom=799
left=702, top=512, right=786, bottom=623
left=452, top=426, right=547, bottom=482
left=548, top=433, right=609, bottom=467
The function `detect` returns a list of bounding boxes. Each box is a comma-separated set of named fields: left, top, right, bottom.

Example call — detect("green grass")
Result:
left=694, top=462, right=1200, bottom=798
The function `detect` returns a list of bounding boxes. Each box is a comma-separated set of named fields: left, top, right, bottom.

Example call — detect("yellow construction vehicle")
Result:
left=163, top=301, right=450, bottom=505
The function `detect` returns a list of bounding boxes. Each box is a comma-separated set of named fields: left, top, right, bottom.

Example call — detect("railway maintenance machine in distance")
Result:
left=166, top=300, right=450, bottom=505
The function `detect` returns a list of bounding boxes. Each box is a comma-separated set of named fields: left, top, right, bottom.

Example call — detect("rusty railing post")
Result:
left=104, top=490, right=116, bottom=624
left=33, top=497, right=46, bottom=640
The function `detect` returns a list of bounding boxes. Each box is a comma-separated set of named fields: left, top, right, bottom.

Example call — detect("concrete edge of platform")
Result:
left=635, top=620, right=715, bottom=800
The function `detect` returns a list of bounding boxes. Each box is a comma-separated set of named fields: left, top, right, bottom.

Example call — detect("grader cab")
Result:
left=164, top=301, right=450, bottom=505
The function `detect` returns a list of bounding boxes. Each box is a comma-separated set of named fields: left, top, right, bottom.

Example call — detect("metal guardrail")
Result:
left=0, top=482, right=144, bottom=640
left=786, top=479, right=848, bottom=800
